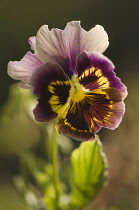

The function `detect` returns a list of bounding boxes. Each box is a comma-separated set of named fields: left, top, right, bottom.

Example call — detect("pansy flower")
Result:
left=8, top=21, right=127, bottom=141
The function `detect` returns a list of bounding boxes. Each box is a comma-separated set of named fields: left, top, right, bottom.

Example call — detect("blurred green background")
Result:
left=0, top=0, right=139, bottom=209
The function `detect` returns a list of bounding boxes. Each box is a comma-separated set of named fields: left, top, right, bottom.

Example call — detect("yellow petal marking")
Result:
left=79, top=67, right=110, bottom=88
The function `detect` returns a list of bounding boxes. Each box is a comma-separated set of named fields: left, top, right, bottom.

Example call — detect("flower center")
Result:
left=69, top=75, right=88, bottom=102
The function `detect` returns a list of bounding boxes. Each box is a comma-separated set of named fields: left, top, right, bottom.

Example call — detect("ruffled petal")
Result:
left=28, top=36, right=36, bottom=52
left=8, top=52, right=43, bottom=86
left=76, top=51, right=128, bottom=99
left=80, top=24, right=109, bottom=53
left=57, top=118, right=96, bottom=141
left=36, top=21, right=109, bottom=77
left=57, top=87, right=125, bottom=141
left=31, top=62, right=71, bottom=122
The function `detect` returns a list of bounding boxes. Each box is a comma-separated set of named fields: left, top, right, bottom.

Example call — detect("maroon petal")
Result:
left=57, top=87, right=125, bottom=141
left=87, top=88, right=125, bottom=130
left=57, top=118, right=96, bottom=141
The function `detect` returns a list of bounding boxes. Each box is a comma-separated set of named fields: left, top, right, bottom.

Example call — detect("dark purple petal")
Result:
left=76, top=51, right=128, bottom=99
left=31, top=63, right=70, bottom=122
left=33, top=95, right=58, bottom=122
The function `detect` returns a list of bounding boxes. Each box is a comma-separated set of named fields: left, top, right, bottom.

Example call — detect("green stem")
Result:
left=51, top=120, right=60, bottom=201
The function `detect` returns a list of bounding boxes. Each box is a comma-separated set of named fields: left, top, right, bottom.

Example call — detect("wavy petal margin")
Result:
left=8, top=52, right=43, bottom=87
left=8, top=21, right=109, bottom=84
left=36, top=21, right=109, bottom=77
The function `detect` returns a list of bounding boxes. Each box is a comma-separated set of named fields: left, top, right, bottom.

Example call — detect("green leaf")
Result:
left=70, top=136, right=108, bottom=209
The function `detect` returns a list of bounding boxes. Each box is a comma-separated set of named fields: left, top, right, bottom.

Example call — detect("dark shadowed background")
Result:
left=0, top=0, right=139, bottom=209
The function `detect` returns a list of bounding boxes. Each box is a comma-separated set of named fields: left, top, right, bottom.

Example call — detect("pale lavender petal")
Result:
left=8, top=52, right=43, bottom=84
left=36, top=21, right=109, bottom=77
left=80, top=25, right=109, bottom=53
left=29, top=36, right=36, bottom=52
left=36, top=24, right=74, bottom=77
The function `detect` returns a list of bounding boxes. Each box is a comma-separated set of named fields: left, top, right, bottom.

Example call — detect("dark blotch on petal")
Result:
left=31, top=63, right=69, bottom=95
left=50, top=81, right=70, bottom=105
